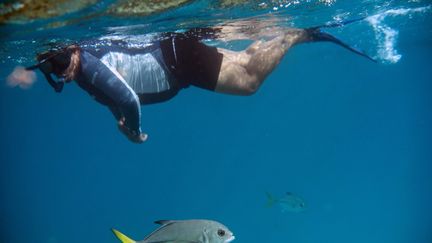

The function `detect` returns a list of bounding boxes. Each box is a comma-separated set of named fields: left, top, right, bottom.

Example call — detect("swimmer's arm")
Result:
left=114, top=98, right=147, bottom=143
left=80, top=50, right=147, bottom=143
left=118, top=117, right=148, bottom=144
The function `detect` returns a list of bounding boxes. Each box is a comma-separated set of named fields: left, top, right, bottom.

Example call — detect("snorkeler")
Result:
left=9, top=19, right=375, bottom=143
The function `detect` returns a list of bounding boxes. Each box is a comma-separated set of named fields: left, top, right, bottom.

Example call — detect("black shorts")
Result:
left=159, top=34, right=223, bottom=91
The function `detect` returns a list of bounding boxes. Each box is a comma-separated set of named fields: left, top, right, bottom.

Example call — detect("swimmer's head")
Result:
left=36, top=50, right=70, bottom=76
left=29, top=45, right=81, bottom=82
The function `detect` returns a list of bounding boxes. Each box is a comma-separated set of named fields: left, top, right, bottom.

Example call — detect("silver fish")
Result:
left=266, top=192, right=306, bottom=213
left=112, top=219, right=235, bottom=243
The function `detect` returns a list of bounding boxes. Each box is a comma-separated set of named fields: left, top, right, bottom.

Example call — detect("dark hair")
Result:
left=36, top=45, right=81, bottom=82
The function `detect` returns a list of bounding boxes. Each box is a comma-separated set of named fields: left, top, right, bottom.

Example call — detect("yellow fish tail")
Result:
left=112, top=228, right=136, bottom=243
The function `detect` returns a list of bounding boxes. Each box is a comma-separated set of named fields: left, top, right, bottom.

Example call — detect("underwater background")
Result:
left=1, top=0, right=432, bottom=243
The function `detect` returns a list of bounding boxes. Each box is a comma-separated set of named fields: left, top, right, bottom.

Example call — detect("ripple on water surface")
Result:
left=0, top=0, right=431, bottom=70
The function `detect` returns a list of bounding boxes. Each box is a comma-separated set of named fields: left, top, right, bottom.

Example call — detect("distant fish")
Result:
left=266, top=192, right=306, bottom=213
left=112, top=219, right=235, bottom=243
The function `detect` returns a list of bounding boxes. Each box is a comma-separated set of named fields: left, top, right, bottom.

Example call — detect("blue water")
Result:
left=1, top=1, right=432, bottom=243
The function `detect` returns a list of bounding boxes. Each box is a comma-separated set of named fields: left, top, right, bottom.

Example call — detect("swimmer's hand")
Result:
left=7, top=66, right=37, bottom=89
left=54, top=82, right=64, bottom=93
left=117, top=118, right=148, bottom=144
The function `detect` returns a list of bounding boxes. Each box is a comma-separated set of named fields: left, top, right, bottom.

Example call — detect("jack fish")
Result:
left=266, top=192, right=306, bottom=213
left=112, top=219, right=235, bottom=243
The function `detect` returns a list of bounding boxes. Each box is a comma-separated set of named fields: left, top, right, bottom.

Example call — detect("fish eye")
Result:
left=217, top=229, right=225, bottom=237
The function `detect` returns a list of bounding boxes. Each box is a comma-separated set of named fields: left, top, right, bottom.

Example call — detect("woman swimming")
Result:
left=9, top=20, right=374, bottom=143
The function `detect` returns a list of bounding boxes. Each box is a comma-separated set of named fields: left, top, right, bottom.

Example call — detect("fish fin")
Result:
left=265, top=192, right=276, bottom=207
left=112, top=228, right=136, bottom=243
left=154, top=220, right=176, bottom=225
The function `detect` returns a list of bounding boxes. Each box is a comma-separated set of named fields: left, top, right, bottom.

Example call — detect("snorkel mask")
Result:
left=25, top=51, right=65, bottom=92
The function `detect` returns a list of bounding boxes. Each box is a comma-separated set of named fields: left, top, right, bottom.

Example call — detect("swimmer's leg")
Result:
left=214, top=25, right=374, bottom=95
left=215, top=29, right=305, bottom=95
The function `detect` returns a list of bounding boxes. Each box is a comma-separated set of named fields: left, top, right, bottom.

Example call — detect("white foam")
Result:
left=366, top=6, right=431, bottom=63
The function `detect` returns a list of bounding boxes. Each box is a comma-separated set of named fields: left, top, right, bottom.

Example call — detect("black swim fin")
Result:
left=304, top=17, right=376, bottom=63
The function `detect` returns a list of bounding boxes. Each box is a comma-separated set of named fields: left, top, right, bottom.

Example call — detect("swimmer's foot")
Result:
left=117, top=118, right=148, bottom=144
